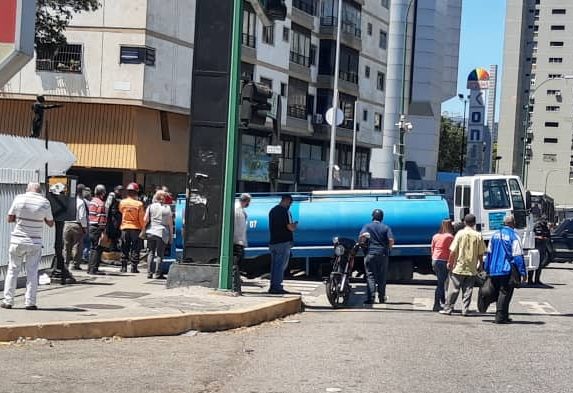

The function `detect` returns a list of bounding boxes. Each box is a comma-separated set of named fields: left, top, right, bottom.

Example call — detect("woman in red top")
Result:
left=431, top=219, right=454, bottom=311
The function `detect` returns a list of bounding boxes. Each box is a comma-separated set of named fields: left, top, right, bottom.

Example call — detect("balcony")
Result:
left=290, top=51, right=311, bottom=67
left=293, top=0, right=316, bottom=15
left=241, top=33, right=256, bottom=62
left=319, top=17, right=362, bottom=51
left=287, top=105, right=308, bottom=120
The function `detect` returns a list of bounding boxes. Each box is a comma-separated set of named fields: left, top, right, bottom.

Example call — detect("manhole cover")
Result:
left=74, top=304, right=125, bottom=310
left=97, top=291, right=150, bottom=299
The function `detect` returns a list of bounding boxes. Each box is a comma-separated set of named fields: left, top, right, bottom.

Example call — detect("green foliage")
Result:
left=438, top=116, right=464, bottom=173
left=36, top=0, right=100, bottom=45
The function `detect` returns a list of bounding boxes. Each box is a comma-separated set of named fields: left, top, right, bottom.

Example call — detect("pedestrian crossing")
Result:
left=282, top=280, right=323, bottom=296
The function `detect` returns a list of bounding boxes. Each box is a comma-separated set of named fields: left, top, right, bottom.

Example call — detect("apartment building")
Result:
left=0, top=0, right=194, bottom=192
left=498, top=0, right=573, bottom=203
left=238, top=0, right=389, bottom=192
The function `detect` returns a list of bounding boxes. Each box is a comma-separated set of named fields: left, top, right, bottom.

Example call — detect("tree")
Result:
left=437, top=116, right=464, bottom=173
left=36, top=0, right=100, bottom=46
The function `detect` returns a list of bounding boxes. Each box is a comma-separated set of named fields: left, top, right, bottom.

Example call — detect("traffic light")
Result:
left=240, top=81, right=273, bottom=126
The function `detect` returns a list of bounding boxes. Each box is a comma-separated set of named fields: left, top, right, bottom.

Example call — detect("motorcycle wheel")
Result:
left=326, top=273, right=343, bottom=308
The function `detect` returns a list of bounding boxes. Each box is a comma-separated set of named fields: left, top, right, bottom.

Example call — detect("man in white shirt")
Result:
left=2, top=183, right=54, bottom=310
left=64, top=183, right=89, bottom=271
left=232, top=193, right=251, bottom=295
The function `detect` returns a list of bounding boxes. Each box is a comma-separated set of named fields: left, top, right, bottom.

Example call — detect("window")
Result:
left=290, top=25, right=312, bottom=67
left=160, top=111, right=170, bottom=141
left=482, top=179, right=511, bottom=210
left=374, top=112, right=382, bottom=131
left=283, top=27, right=290, bottom=42
left=551, top=25, right=565, bottom=30
left=550, top=41, right=564, bottom=47
left=310, top=44, right=317, bottom=66
left=242, top=5, right=256, bottom=47
left=379, top=30, right=387, bottom=49
left=544, top=138, right=559, bottom=143
left=508, top=179, right=527, bottom=228
left=293, top=0, right=317, bottom=15
left=367, top=23, right=372, bottom=36
left=262, top=24, right=275, bottom=45
left=317, top=41, right=359, bottom=83
left=338, top=93, right=356, bottom=129
left=365, top=65, right=370, bottom=78
left=363, top=110, right=368, bottom=122
left=381, top=0, right=389, bottom=8
left=280, top=139, right=295, bottom=174
left=241, top=62, right=254, bottom=81
left=377, top=71, right=385, bottom=91
left=549, top=57, right=563, bottom=63
left=280, top=82, right=287, bottom=97
left=546, top=106, right=560, bottom=112
left=260, top=77, right=273, bottom=89
left=547, top=89, right=561, bottom=95
left=545, top=121, right=559, bottom=127
left=549, top=73, right=563, bottom=78
left=552, top=9, right=566, bottom=14
left=287, top=77, right=308, bottom=119
left=320, top=0, right=362, bottom=38
left=36, top=43, right=83, bottom=73
left=299, top=143, right=323, bottom=161
left=119, top=46, right=156, bottom=66
left=543, top=154, right=557, bottom=162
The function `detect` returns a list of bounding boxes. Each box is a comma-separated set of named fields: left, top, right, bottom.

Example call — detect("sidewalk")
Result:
left=0, top=265, right=302, bottom=341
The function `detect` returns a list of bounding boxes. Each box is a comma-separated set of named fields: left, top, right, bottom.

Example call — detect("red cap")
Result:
left=126, top=182, right=139, bottom=191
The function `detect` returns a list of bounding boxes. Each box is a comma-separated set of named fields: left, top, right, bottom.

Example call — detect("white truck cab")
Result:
left=454, top=174, right=539, bottom=270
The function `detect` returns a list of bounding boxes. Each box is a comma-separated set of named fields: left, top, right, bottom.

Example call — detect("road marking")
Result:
left=413, top=297, right=433, bottom=311
left=519, top=301, right=560, bottom=315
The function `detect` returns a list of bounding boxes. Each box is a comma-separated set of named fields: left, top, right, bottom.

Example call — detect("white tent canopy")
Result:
left=0, top=134, right=76, bottom=183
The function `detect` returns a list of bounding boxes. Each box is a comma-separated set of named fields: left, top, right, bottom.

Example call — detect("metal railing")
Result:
left=242, top=33, right=256, bottom=48
left=293, top=0, right=316, bottom=15
left=290, top=51, right=311, bottom=67
left=35, top=44, right=83, bottom=74
left=320, top=17, right=361, bottom=38
left=287, top=105, right=308, bottom=119
left=339, top=70, right=358, bottom=84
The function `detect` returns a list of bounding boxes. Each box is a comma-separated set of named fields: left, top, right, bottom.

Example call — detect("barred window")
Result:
left=36, top=44, right=82, bottom=73
left=120, top=46, right=156, bottom=66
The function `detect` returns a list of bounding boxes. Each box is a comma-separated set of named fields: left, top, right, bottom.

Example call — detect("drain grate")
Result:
left=74, top=304, right=125, bottom=310
left=97, top=291, right=150, bottom=299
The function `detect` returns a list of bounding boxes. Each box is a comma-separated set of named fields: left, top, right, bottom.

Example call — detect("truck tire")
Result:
left=387, top=259, right=413, bottom=281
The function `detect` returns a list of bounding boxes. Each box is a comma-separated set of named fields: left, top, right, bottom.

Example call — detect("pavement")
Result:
left=0, top=264, right=302, bottom=341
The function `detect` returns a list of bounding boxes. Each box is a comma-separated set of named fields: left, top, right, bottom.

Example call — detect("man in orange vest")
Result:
left=119, top=183, right=146, bottom=273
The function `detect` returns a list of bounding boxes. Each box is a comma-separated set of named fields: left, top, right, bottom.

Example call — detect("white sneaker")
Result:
left=439, top=308, right=452, bottom=315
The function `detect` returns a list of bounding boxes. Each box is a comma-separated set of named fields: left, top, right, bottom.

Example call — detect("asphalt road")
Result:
left=1, top=263, right=572, bottom=393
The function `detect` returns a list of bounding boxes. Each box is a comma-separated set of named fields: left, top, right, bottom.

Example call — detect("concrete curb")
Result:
left=0, top=297, right=302, bottom=341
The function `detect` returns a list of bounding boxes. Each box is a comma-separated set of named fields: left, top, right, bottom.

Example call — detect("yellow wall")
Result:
left=0, top=98, right=189, bottom=172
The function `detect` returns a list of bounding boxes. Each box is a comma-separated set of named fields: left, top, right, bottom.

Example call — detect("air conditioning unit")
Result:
left=555, top=91, right=562, bottom=97
left=312, top=114, right=323, bottom=124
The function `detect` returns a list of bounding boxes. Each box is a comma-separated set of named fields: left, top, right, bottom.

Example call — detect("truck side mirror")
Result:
left=525, top=190, right=532, bottom=211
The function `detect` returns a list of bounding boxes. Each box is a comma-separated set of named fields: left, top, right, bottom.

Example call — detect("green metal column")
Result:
left=218, top=0, right=243, bottom=290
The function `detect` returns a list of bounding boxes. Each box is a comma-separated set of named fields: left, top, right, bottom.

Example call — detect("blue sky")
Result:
left=441, top=0, right=507, bottom=120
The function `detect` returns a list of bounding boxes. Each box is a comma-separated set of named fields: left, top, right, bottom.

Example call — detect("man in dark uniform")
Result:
left=268, top=194, right=297, bottom=294
left=359, top=209, right=395, bottom=304
left=528, top=218, right=551, bottom=286
left=30, top=96, right=62, bottom=138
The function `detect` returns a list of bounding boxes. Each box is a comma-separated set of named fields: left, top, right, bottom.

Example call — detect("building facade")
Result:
left=498, top=0, right=573, bottom=203
left=370, top=0, right=462, bottom=183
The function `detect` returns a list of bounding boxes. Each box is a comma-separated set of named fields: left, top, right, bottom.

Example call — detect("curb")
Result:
left=0, top=297, right=302, bottom=341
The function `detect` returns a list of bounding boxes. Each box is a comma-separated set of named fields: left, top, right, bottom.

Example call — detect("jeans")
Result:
left=444, top=273, right=475, bottom=314
left=64, top=222, right=84, bottom=268
left=3, top=243, right=42, bottom=307
left=491, top=274, right=514, bottom=322
left=269, top=242, right=292, bottom=291
left=432, top=260, right=448, bottom=309
left=147, top=235, right=166, bottom=276
left=364, top=254, right=389, bottom=301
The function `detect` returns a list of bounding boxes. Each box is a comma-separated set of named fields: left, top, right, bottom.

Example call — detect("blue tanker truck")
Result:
left=176, top=189, right=450, bottom=280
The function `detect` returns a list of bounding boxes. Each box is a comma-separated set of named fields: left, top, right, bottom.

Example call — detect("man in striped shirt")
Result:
left=87, top=185, right=107, bottom=275
left=2, top=183, right=54, bottom=310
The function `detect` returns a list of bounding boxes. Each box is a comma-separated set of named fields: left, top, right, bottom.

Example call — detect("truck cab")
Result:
left=454, top=175, right=538, bottom=269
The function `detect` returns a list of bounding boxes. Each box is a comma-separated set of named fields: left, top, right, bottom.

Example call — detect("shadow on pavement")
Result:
left=29, top=307, right=88, bottom=312
left=482, top=320, right=546, bottom=325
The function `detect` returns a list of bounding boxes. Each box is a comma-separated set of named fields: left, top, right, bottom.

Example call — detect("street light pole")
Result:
left=458, top=94, right=468, bottom=176
left=351, top=100, right=358, bottom=190
left=396, top=0, right=416, bottom=193
left=544, top=169, right=561, bottom=195
left=327, top=0, right=343, bottom=190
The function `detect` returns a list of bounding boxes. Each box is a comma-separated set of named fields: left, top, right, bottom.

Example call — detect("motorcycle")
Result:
left=326, top=237, right=361, bottom=308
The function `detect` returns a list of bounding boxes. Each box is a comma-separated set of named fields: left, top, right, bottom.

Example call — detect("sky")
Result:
left=441, top=0, right=507, bottom=120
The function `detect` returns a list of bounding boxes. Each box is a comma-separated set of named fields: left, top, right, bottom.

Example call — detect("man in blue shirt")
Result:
left=359, top=209, right=395, bottom=304
left=485, top=215, right=528, bottom=324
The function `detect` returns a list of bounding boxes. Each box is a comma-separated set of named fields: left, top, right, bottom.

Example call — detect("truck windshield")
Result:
left=482, top=179, right=511, bottom=210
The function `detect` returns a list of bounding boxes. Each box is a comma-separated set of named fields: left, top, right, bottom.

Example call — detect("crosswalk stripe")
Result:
left=413, top=297, right=434, bottom=310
